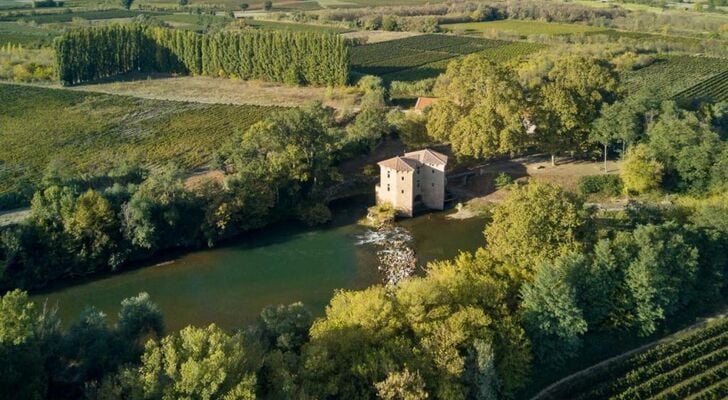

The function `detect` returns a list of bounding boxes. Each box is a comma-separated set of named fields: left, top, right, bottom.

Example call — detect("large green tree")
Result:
left=138, top=324, right=258, bottom=399
left=624, top=223, right=699, bottom=336
left=427, top=55, right=531, bottom=159
left=535, top=56, right=620, bottom=165
left=645, top=101, right=723, bottom=192
left=484, top=182, right=591, bottom=281
left=0, top=290, right=46, bottom=400
left=521, top=254, right=588, bottom=366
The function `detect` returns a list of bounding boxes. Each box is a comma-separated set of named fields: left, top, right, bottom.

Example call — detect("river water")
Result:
left=32, top=205, right=488, bottom=331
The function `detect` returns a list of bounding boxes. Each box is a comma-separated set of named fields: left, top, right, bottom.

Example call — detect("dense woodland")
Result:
left=55, top=25, right=349, bottom=86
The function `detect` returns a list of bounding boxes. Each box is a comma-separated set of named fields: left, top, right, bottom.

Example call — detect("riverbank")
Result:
left=31, top=206, right=489, bottom=331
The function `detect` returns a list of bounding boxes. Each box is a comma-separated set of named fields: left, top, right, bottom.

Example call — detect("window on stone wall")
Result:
left=401, top=190, right=404, bottom=194
left=432, top=183, right=434, bottom=187
left=387, top=171, right=390, bottom=178
left=387, top=184, right=390, bottom=191
left=401, top=176, right=404, bottom=181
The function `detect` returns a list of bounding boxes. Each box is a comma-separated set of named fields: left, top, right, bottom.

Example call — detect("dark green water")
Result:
left=32, top=210, right=487, bottom=331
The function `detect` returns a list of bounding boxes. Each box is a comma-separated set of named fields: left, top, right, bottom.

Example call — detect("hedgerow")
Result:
left=54, top=24, right=350, bottom=86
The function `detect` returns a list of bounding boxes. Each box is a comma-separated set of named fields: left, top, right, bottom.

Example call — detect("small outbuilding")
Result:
left=413, top=97, right=439, bottom=112
left=375, top=149, right=448, bottom=217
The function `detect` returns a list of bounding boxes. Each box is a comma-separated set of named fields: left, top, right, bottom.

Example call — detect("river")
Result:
left=31, top=205, right=488, bottom=331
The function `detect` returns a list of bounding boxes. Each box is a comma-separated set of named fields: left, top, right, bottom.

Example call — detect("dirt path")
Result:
left=530, top=309, right=728, bottom=400
left=0, top=207, right=30, bottom=227
left=445, top=154, right=625, bottom=218
left=8, top=76, right=361, bottom=109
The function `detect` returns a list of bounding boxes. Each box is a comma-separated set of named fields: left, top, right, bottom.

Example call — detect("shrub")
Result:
left=578, top=174, right=623, bottom=196
left=621, top=144, right=663, bottom=195
left=494, top=172, right=513, bottom=190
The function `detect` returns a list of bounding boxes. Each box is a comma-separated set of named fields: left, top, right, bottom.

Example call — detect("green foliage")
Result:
left=494, top=172, right=513, bottom=190
left=139, top=324, right=257, bottom=399
left=590, top=99, right=641, bottom=153
left=302, top=252, right=532, bottom=399
left=0, top=289, right=36, bottom=345
left=0, top=290, right=166, bottom=400
left=644, top=102, right=724, bottom=192
left=388, top=109, right=431, bottom=149
left=432, top=55, right=529, bottom=158
left=54, top=25, right=350, bottom=86
left=381, top=41, right=544, bottom=82
left=536, top=55, right=620, bottom=160
left=522, top=254, right=588, bottom=366
left=345, top=108, right=390, bottom=152
left=0, top=289, right=46, bottom=400
left=625, top=223, right=699, bottom=336
left=120, top=0, right=134, bottom=10
left=256, top=302, right=312, bottom=353
left=484, top=182, right=590, bottom=280
left=122, top=167, right=201, bottom=251
left=621, top=144, right=663, bottom=195
left=375, top=369, right=429, bottom=400
left=577, top=175, right=623, bottom=196
left=117, top=292, right=164, bottom=341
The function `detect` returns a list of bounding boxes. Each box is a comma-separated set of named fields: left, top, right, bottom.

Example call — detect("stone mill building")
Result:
left=375, top=149, right=448, bottom=217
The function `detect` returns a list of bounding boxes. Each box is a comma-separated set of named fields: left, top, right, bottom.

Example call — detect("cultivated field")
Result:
left=623, top=55, right=728, bottom=98
left=0, top=9, right=167, bottom=23
left=351, top=34, right=545, bottom=81
left=538, top=317, right=728, bottom=400
left=443, top=20, right=607, bottom=36
left=677, top=69, right=728, bottom=103
left=0, top=21, right=59, bottom=46
left=380, top=40, right=544, bottom=81
left=0, top=83, right=278, bottom=193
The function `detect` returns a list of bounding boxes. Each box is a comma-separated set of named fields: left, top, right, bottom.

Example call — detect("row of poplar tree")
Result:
left=54, top=24, right=350, bottom=86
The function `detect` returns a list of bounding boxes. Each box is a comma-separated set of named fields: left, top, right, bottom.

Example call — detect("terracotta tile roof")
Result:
left=378, top=156, right=418, bottom=172
left=404, top=148, right=448, bottom=165
left=414, top=97, right=439, bottom=110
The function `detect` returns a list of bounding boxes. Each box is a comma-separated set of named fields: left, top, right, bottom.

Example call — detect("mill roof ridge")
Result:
left=404, top=148, right=448, bottom=165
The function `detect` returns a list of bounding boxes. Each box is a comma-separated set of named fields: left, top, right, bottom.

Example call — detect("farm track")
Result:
left=3, top=78, right=359, bottom=109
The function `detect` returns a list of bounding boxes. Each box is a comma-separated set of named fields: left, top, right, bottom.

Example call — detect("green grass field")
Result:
left=0, top=22, right=60, bottom=46
left=0, top=83, right=278, bottom=194
left=444, top=20, right=607, bottom=36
